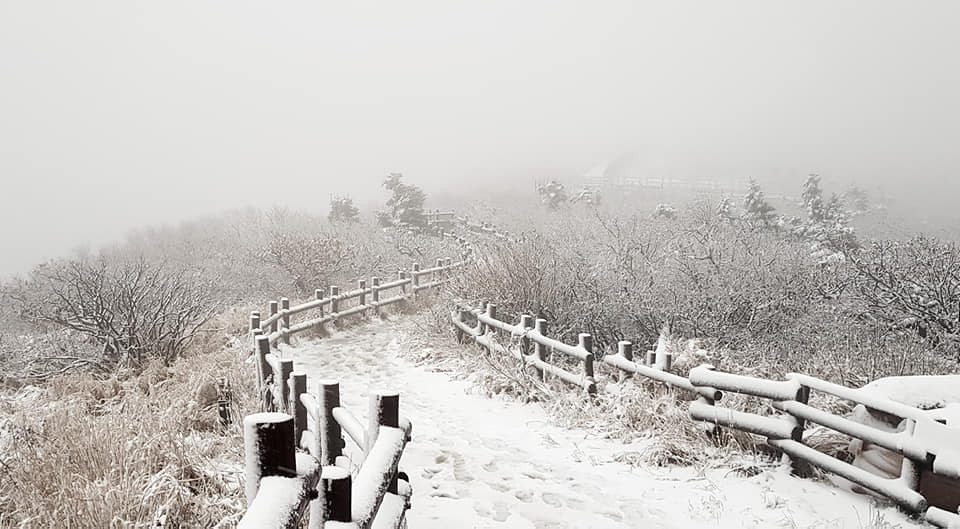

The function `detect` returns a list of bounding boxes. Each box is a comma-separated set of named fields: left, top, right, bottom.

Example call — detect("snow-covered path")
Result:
left=282, top=318, right=920, bottom=529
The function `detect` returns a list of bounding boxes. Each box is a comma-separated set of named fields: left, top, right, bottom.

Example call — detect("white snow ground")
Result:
left=281, top=318, right=924, bottom=529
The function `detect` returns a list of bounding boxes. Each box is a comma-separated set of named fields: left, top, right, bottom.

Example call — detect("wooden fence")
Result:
left=453, top=302, right=960, bottom=529
left=237, top=259, right=462, bottom=528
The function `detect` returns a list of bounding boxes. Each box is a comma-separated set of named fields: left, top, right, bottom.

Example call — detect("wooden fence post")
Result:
left=477, top=301, right=489, bottom=336
left=256, top=335, right=274, bottom=412
left=217, top=377, right=232, bottom=428
left=243, top=412, right=296, bottom=505
left=784, top=384, right=811, bottom=474
left=398, top=270, right=407, bottom=296
left=315, top=288, right=325, bottom=321
left=534, top=318, right=548, bottom=379
left=519, top=314, right=533, bottom=356
left=250, top=311, right=261, bottom=332
left=618, top=341, right=633, bottom=382
left=321, top=466, right=352, bottom=523
left=330, top=286, right=340, bottom=314
left=269, top=301, right=279, bottom=334
left=318, top=380, right=343, bottom=466
left=369, top=390, right=400, bottom=493
left=281, top=298, right=290, bottom=345
left=358, top=279, right=367, bottom=306
left=290, top=372, right=307, bottom=447
left=579, top=333, right=596, bottom=394
left=278, top=359, right=294, bottom=414
left=372, top=277, right=381, bottom=316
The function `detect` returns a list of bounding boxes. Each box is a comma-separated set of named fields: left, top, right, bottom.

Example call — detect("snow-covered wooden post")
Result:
left=290, top=372, right=307, bottom=446
left=281, top=298, right=291, bottom=345
left=256, top=335, right=274, bottom=412
left=269, top=301, right=279, bottom=334
left=645, top=350, right=656, bottom=366
left=618, top=341, right=633, bottom=382
left=519, top=315, right=533, bottom=356
left=398, top=270, right=407, bottom=297
left=321, top=466, right=352, bottom=523
left=250, top=311, right=260, bottom=332
left=368, top=390, right=400, bottom=493
left=244, top=412, right=296, bottom=505
left=435, top=258, right=444, bottom=286
left=534, top=318, right=548, bottom=371
left=477, top=301, right=489, bottom=336
left=314, top=288, right=325, bottom=321
left=579, top=333, right=596, bottom=394
left=411, top=263, right=421, bottom=295
left=372, top=277, right=381, bottom=316
left=330, top=286, right=340, bottom=314
left=358, top=279, right=367, bottom=306
left=783, top=384, right=810, bottom=474
left=318, top=380, right=343, bottom=466
left=277, top=359, right=294, bottom=414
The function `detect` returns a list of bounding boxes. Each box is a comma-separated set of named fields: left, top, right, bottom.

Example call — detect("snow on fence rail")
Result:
left=237, top=259, right=463, bottom=529
left=453, top=301, right=960, bottom=529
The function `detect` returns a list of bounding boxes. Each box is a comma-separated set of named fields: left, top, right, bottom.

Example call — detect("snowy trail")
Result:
left=282, top=318, right=920, bottom=529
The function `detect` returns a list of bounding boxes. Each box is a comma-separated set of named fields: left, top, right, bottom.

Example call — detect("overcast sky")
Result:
left=1, top=1, right=958, bottom=277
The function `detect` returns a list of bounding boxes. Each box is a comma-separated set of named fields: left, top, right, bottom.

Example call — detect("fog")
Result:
left=2, top=1, right=958, bottom=277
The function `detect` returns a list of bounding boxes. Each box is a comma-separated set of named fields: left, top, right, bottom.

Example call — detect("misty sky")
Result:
left=2, top=1, right=959, bottom=277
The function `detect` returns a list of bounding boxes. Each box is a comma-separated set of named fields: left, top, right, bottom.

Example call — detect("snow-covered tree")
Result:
left=328, top=196, right=360, bottom=224
left=537, top=180, right=568, bottom=209
left=742, top=179, right=777, bottom=227
left=379, top=172, right=427, bottom=228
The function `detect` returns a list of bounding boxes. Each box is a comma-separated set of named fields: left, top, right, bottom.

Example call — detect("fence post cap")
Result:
left=243, top=411, right=292, bottom=425
left=322, top=465, right=350, bottom=480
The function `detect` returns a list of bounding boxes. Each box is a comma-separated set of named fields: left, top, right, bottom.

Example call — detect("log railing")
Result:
left=237, top=258, right=463, bottom=528
left=250, top=259, right=463, bottom=347
left=453, top=301, right=960, bottom=528
left=239, top=331, right=413, bottom=528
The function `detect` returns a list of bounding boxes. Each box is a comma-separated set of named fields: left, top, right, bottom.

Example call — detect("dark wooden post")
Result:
left=784, top=384, right=811, bottom=474
left=618, top=341, right=633, bottom=382
left=330, top=286, right=340, bottom=314
left=368, top=390, right=400, bottom=493
left=256, top=335, right=274, bottom=412
left=290, top=372, right=307, bottom=446
left=579, top=333, right=596, bottom=394
left=250, top=311, right=261, bottom=332
left=645, top=350, right=656, bottom=366
left=358, top=279, right=367, bottom=306
left=318, top=380, right=343, bottom=466
left=277, top=359, right=294, bottom=414
left=269, top=301, right=279, bottom=334
left=280, top=298, right=290, bottom=345
left=243, top=412, right=296, bottom=505
left=372, top=277, right=381, bottom=316
left=398, top=270, right=407, bottom=296
left=251, top=328, right=263, bottom=358
left=217, top=377, right=232, bottom=428
left=320, top=466, right=352, bottom=523
left=534, top=318, right=548, bottom=376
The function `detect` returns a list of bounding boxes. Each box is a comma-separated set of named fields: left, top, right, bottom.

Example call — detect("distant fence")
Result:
left=237, top=258, right=463, bottom=528
left=453, top=302, right=960, bottom=529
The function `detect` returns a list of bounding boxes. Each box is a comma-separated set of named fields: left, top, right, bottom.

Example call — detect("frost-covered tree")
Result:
left=654, top=203, right=677, bottom=219
left=801, top=174, right=826, bottom=223
left=716, top=197, right=737, bottom=221
left=742, top=179, right=777, bottom=227
left=328, top=196, right=360, bottom=224
left=537, top=180, right=568, bottom=209
left=379, top=172, right=427, bottom=228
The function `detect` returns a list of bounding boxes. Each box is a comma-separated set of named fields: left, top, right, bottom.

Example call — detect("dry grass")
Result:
left=0, top=308, right=258, bottom=529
